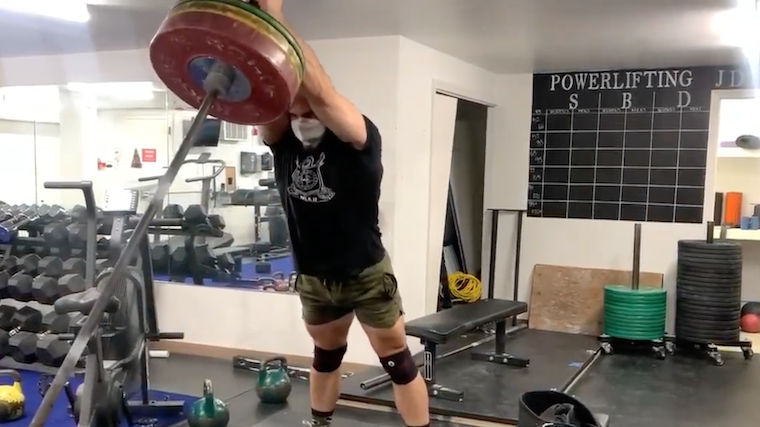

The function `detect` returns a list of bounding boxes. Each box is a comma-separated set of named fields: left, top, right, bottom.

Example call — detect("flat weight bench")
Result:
left=405, top=298, right=530, bottom=402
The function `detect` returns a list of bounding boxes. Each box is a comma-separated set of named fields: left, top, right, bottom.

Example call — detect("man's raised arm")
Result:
left=247, top=0, right=368, bottom=150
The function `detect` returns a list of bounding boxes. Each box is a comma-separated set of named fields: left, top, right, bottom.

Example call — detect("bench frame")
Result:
left=420, top=319, right=530, bottom=402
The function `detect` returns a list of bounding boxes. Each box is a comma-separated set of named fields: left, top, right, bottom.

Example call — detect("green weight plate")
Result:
left=604, top=326, right=665, bottom=341
left=603, top=295, right=667, bottom=306
left=177, top=0, right=305, bottom=71
left=603, top=294, right=667, bottom=306
left=603, top=302, right=667, bottom=316
left=604, top=306, right=666, bottom=317
left=604, top=321, right=666, bottom=332
left=604, top=285, right=666, bottom=295
left=603, top=296, right=667, bottom=307
left=604, top=312, right=666, bottom=323
left=604, top=286, right=666, bottom=296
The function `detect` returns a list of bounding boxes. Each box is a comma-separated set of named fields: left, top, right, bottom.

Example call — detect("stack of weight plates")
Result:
left=676, top=240, right=742, bottom=343
left=603, top=285, right=667, bottom=341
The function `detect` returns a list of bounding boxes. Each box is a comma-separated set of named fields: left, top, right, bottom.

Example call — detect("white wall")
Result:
left=485, top=74, right=759, bottom=330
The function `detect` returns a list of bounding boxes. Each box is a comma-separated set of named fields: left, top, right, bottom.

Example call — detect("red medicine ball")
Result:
left=740, top=314, right=760, bottom=333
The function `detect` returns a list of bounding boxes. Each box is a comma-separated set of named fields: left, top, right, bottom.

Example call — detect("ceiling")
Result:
left=0, top=0, right=755, bottom=74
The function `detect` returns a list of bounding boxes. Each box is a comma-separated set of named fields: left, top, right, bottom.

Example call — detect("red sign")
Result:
left=141, top=148, right=157, bottom=163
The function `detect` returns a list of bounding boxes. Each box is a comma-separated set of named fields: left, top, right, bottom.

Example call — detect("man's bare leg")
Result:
left=363, top=318, right=430, bottom=426
left=305, top=313, right=354, bottom=426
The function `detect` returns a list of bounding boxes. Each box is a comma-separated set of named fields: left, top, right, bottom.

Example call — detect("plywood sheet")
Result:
left=529, top=264, right=664, bottom=336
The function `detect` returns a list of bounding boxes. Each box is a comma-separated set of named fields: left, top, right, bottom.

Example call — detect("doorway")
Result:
left=432, top=95, right=490, bottom=309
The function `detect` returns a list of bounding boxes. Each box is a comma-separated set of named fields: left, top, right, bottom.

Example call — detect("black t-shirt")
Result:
left=269, top=116, right=385, bottom=279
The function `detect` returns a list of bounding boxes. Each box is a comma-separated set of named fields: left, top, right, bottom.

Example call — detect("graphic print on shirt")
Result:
left=287, top=152, right=335, bottom=203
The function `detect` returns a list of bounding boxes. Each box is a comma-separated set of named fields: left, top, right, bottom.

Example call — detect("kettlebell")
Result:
left=255, top=356, right=292, bottom=404
left=187, top=380, right=230, bottom=427
left=0, top=370, right=24, bottom=422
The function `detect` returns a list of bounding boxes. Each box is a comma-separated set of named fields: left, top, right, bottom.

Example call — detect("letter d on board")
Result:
left=621, top=93, right=632, bottom=110
left=677, top=91, right=691, bottom=108
left=569, top=93, right=579, bottom=110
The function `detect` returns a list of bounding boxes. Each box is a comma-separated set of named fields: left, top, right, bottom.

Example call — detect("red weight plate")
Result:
left=150, top=7, right=300, bottom=125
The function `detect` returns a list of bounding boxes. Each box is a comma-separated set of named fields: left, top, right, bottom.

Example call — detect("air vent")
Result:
left=222, top=121, right=249, bottom=142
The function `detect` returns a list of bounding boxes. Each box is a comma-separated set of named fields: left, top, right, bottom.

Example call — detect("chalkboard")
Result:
left=528, top=66, right=751, bottom=223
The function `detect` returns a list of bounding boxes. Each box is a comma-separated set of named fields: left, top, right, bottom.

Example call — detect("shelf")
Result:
left=713, top=227, right=760, bottom=241
left=717, top=147, right=760, bottom=158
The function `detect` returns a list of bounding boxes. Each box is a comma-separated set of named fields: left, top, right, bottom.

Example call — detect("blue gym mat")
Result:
left=7, top=370, right=197, bottom=427
left=155, top=256, right=295, bottom=289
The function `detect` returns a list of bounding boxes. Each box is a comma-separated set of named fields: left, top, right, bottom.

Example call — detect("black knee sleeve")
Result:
left=312, top=345, right=347, bottom=373
left=380, top=347, right=418, bottom=385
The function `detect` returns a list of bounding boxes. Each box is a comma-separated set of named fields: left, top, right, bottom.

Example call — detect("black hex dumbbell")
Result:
left=0, top=306, right=17, bottom=330
left=43, top=222, right=70, bottom=248
left=10, top=312, right=81, bottom=364
left=7, top=254, right=41, bottom=301
left=0, top=306, right=43, bottom=356
left=36, top=314, right=85, bottom=367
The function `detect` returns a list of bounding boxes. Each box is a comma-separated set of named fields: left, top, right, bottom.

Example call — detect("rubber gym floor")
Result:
left=140, top=328, right=760, bottom=427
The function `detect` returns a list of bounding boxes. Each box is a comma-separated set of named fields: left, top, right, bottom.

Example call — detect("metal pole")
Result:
left=487, top=210, right=499, bottom=300
left=30, top=92, right=219, bottom=427
left=706, top=221, right=715, bottom=243
left=513, top=211, right=523, bottom=302
left=631, top=223, right=641, bottom=290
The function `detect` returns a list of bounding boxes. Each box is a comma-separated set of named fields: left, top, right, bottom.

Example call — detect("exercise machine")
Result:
left=40, top=184, right=185, bottom=426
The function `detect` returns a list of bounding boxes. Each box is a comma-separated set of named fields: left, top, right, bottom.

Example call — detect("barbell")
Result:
left=30, top=2, right=305, bottom=426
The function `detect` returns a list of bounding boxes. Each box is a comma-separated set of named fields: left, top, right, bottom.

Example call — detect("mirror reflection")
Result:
left=0, top=83, right=296, bottom=294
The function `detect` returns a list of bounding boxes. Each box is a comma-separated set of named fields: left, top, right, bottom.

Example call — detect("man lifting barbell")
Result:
left=247, top=1, right=430, bottom=426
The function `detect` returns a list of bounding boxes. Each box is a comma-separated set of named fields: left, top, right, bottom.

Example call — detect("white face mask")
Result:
left=291, top=117, right=326, bottom=147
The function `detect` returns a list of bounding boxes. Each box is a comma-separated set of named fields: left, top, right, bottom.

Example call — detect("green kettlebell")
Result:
left=255, top=356, right=292, bottom=404
left=187, top=380, right=230, bottom=427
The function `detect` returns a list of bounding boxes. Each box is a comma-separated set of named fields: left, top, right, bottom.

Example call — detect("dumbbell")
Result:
left=163, top=204, right=185, bottom=219
left=184, top=204, right=208, bottom=224
left=32, top=257, right=86, bottom=304
left=0, top=257, right=20, bottom=295
left=7, top=254, right=41, bottom=301
left=0, top=306, right=43, bottom=356
left=43, top=222, right=70, bottom=248
left=0, top=306, right=17, bottom=330
left=37, top=204, right=68, bottom=222
left=9, top=312, right=80, bottom=364
left=35, top=314, right=85, bottom=367
left=150, top=241, right=171, bottom=273
left=0, top=208, right=40, bottom=243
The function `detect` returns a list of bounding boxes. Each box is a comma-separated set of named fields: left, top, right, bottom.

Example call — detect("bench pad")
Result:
left=406, top=299, right=527, bottom=344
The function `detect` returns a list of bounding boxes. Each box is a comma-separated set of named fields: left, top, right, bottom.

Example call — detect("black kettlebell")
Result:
left=255, top=356, right=292, bottom=404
